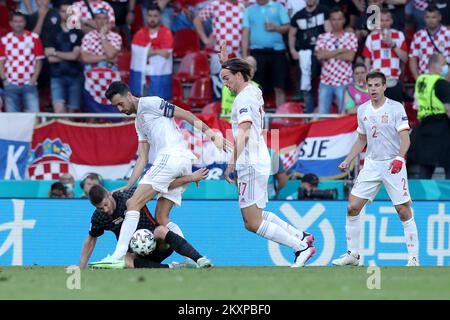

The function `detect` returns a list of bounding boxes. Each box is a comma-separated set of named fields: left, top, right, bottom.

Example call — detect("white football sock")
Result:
left=402, top=218, right=419, bottom=258
left=346, top=215, right=360, bottom=255
left=262, top=211, right=303, bottom=238
left=256, top=220, right=307, bottom=252
left=167, top=221, right=184, bottom=238
left=111, top=210, right=140, bottom=260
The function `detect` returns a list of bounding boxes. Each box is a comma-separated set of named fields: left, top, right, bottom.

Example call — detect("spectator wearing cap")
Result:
left=0, top=11, right=45, bottom=112
left=72, top=0, right=116, bottom=33
left=80, top=7, right=122, bottom=113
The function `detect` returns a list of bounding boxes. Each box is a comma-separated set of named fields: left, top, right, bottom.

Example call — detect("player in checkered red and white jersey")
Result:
left=409, top=4, right=450, bottom=80
left=315, top=7, right=357, bottom=114
left=0, top=11, right=44, bottom=112
left=333, top=71, right=420, bottom=267
left=363, top=9, right=408, bottom=103
left=221, top=57, right=315, bottom=268
left=72, top=0, right=116, bottom=32
left=89, top=80, right=231, bottom=268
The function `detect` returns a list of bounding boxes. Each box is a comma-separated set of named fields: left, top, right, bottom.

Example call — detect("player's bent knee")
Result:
left=244, top=221, right=258, bottom=233
left=153, top=225, right=168, bottom=239
left=347, top=203, right=362, bottom=216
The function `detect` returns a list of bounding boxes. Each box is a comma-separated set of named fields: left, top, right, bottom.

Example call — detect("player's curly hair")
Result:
left=221, top=58, right=252, bottom=82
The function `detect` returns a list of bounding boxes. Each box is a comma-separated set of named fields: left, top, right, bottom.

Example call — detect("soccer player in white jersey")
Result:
left=221, top=58, right=316, bottom=268
left=332, top=71, right=419, bottom=267
left=89, top=81, right=231, bottom=268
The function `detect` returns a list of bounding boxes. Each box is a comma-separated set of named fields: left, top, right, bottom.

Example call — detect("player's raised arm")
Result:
left=112, top=141, right=150, bottom=193
left=338, top=133, right=367, bottom=172
left=79, top=235, right=97, bottom=269
left=173, top=106, right=233, bottom=152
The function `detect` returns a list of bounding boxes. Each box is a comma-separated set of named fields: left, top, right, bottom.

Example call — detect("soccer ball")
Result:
left=129, top=229, right=157, bottom=256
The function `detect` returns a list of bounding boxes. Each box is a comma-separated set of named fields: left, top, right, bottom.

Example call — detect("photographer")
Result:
left=297, top=173, right=337, bottom=200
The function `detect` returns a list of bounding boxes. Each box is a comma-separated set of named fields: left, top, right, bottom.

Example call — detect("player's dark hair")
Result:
left=425, top=4, right=440, bottom=14
left=147, top=3, right=162, bottom=13
left=366, top=71, right=386, bottom=85
left=89, top=184, right=108, bottom=206
left=105, top=81, right=131, bottom=101
left=221, top=58, right=252, bottom=81
left=353, top=62, right=367, bottom=71
left=10, top=11, right=26, bottom=21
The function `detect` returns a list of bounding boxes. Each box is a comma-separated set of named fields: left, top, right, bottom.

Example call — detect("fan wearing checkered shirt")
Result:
left=315, top=7, right=357, bottom=114
left=84, top=173, right=212, bottom=269
left=409, top=4, right=450, bottom=81
left=363, top=8, right=408, bottom=103
left=72, top=0, right=116, bottom=33
left=0, top=11, right=44, bottom=112
left=88, top=80, right=232, bottom=268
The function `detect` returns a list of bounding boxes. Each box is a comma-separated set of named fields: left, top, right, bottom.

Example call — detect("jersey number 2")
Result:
left=371, top=125, right=378, bottom=138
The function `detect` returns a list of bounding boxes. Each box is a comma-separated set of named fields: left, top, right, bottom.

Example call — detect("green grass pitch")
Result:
left=1, top=266, right=449, bottom=300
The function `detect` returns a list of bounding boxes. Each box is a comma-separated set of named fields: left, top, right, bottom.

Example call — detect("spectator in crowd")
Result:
left=412, top=0, right=432, bottom=31
left=286, top=0, right=306, bottom=17
left=59, top=172, right=75, bottom=198
left=25, top=0, right=60, bottom=36
left=363, top=8, right=408, bottom=103
left=72, top=0, right=116, bottom=33
left=81, top=172, right=104, bottom=198
left=409, top=4, right=450, bottom=81
left=344, top=62, right=370, bottom=114
left=321, top=0, right=360, bottom=29
left=315, top=7, right=357, bottom=114
left=268, top=150, right=288, bottom=200
left=0, top=11, right=44, bottom=112
left=81, top=7, right=122, bottom=113
left=434, top=0, right=450, bottom=27
left=132, top=4, right=173, bottom=100
left=384, top=0, right=408, bottom=32
left=355, top=0, right=384, bottom=43
left=44, top=0, right=84, bottom=113
left=407, top=53, right=450, bottom=179
left=289, top=0, right=329, bottom=113
left=49, top=181, right=68, bottom=198
left=242, top=0, right=290, bottom=107
left=194, top=0, right=245, bottom=99
left=18, top=0, right=38, bottom=14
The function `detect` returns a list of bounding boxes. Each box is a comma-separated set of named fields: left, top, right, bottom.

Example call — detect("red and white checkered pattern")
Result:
left=81, top=30, right=122, bottom=56
left=28, top=161, right=69, bottom=180
left=409, top=26, right=450, bottom=74
left=280, top=147, right=298, bottom=171
left=198, top=0, right=245, bottom=53
left=315, top=32, right=358, bottom=86
left=363, top=29, right=407, bottom=80
left=84, top=67, right=121, bottom=105
left=71, top=0, right=116, bottom=24
left=413, top=0, right=431, bottom=10
left=0, top=31, right=44, bottom=85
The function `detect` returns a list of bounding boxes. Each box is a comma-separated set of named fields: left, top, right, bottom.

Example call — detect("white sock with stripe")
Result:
left=167, top=221, right=184, bottom=238
left=111, top=210, right=140, bottom=260
left=262, top=211, right=303, bottom=238
left=256, top=220, right=307, bottom=252
left=346, top=215, right=360, bottom=255
left=402, top=218, right=419, bottom=259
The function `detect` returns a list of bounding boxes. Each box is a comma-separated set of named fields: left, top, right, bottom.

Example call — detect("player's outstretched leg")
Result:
left=332, top=194, right=366, bottom=266
left=154, top=226, right=213, bottom=269
left=262, top=210, right=315, bottom=246
left=243, top=205, right=315, bottom=267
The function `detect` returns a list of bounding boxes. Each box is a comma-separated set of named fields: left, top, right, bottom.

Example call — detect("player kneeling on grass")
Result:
left=80, top=169, right=212, bottom=269
left=332, top=71, right=419, bottom=267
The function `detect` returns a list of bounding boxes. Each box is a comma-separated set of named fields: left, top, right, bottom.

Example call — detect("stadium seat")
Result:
left=173, top=28, right=200, bottom=59
left=270, top=102, right=305, bottom=129
left=173, top=52, right=210, bottom=83
left=172, top=76, right=184, bottom=101
left=0, top=5, right=9, bottom=29
left=202, top=101, right=222, bottom=115
left=171, top=99, right=192, bottom=112
left=117, top=50, right=131, bottom=83
left=187, top=77, right=212, bottom=108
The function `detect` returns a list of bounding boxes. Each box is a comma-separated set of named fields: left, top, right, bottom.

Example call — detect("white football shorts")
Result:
left=237, top=167, right=269, bottom=209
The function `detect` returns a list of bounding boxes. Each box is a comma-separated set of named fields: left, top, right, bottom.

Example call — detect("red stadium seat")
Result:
left=172, top=76, right=184, bottom=101
left=202, top=101, right=222, bottom=115
left=173, top=52, right=210, bottom=82
left=271, top=102, right=305, bottom=129
left=187, top=77, right=212, bottom=108
left=171, top=99, right=192, bottom=112
left=117, top=50, right=131, bottom=83
left=173, top=28, right=200, bottom=59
